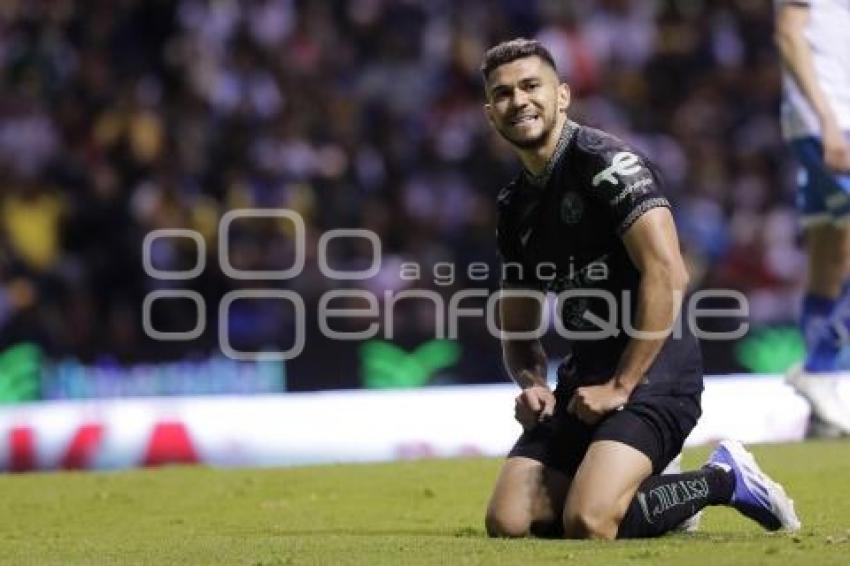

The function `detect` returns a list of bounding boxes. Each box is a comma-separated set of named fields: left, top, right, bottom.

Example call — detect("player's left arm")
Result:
left=612, top=207, right=689, bottom=391
left=568, top=207, right=689, bottom=424
left=569, top=205, right=688, bottom=424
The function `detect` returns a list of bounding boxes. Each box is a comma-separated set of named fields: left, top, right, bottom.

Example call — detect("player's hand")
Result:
left=566, top=382, right=630, bottom=425
left=514, top=384, right=556, bottom=431
left=822, top=123, right=850, bottom=173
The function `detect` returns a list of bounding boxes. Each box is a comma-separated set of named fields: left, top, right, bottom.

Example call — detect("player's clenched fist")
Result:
left=514, top=385, right=556, bottom=430
left=567, top=382, right=629, bottom=425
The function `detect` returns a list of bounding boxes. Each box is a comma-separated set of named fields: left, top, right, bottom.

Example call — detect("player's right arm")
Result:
left=775, top=1, right=850, bottom=171
left=496, top=187, right=554, bottom=428
left=500, top=292, right=555, bottom=429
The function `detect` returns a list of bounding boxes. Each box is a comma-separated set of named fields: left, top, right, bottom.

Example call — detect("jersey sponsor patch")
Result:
left=592, top=151, right=642, bottom=187
left=609, top=178, right=655, bottom=207
left=560, top=191, right=584, bottom=224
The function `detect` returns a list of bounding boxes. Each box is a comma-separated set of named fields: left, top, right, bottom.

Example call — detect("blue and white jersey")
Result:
left=777, top=0, right=850, bottom=140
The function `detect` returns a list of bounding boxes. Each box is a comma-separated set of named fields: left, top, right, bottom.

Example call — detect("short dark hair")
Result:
left=480, top=38, right=557, bottom=81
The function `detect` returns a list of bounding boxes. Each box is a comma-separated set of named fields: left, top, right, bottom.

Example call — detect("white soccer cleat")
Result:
left=786, top=364, right=850, bottom=435
left=706, top=440, right=801, bottom=533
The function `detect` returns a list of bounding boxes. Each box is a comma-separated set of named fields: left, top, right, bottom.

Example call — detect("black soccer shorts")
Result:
left=507, top=383, right=702, bottom=477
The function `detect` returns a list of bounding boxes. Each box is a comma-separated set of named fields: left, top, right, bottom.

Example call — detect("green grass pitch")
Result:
left=0, top=440, right=848, bottom=565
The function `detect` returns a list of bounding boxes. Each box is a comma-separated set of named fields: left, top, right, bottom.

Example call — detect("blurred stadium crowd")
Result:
left=0, top=0, right=804, bottom=386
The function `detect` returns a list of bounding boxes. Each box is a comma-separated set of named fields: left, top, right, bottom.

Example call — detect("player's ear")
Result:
left=483, top=102, right=496, bottom=127
left=557, top=83, right=571, bottom=113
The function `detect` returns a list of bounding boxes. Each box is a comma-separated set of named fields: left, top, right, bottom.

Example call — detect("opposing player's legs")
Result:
left=788, top=222, right=850, bottom=433
left=804, top=223, right=850, bottom=302
left=788, top=135, right=850, bottom=434
left=485, top=456, right=570, bottom=538
left=799, top=222, right=850, bottom=372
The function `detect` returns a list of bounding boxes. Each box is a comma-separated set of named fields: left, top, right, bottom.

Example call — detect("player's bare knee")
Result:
left=563, top=505, right=619, bottom=540
left=485, top=507, right=530, bottom=538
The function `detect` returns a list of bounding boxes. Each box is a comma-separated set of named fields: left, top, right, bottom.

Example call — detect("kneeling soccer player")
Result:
left=480, top=38, right=801, bottom=539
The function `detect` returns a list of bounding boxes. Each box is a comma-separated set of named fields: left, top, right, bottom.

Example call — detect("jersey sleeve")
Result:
left=583, top=144, right=671, bottom=237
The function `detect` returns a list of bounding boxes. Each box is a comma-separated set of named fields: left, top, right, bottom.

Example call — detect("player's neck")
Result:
left=517, top=114, right=568, bottom=177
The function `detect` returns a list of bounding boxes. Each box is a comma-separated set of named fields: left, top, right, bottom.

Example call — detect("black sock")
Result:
left=616, top=465, right=734, bottom=539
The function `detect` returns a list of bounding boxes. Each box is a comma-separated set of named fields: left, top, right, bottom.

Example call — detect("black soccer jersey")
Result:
left=496, top=121, right=703, bottom=396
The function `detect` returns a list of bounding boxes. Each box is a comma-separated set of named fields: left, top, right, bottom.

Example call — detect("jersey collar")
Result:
left=524, top=119, right=579, bottom=188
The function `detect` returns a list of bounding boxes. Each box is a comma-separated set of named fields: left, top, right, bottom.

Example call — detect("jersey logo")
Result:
left=560, top=191, right=584, bottom=224
left=592, top=151, right=642, bottom=187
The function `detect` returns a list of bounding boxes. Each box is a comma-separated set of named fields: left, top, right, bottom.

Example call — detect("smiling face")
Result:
left=484, top=56, right=569, bottom=150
